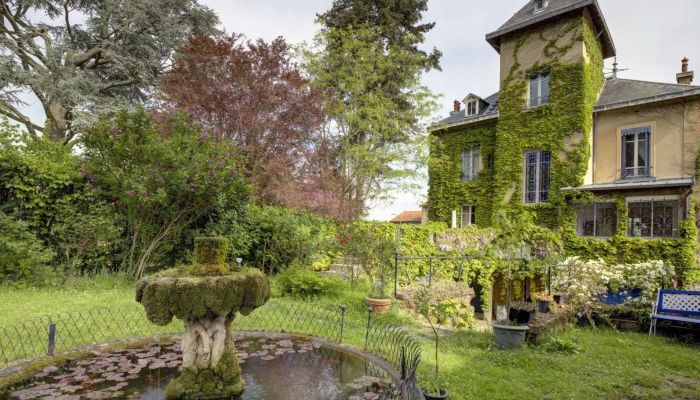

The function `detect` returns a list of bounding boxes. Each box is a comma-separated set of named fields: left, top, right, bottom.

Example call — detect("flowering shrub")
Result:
left=553, top=257, right=675, bottom=310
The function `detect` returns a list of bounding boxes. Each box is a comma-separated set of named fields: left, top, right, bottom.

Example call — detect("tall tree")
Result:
left=306, top=0, right=440, bottom=213
left=316, top=0, right=441, bottom=72
left=159, top=34, right=356, bottom=217
left=0, top=0, right=218, bottom=143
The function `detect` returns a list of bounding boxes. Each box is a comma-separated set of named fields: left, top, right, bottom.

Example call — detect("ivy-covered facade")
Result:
left=428, top=0, right=700, bottom=277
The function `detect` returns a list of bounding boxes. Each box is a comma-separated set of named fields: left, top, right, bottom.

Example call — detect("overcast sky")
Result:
left=18, top=0, right=700, bottom=221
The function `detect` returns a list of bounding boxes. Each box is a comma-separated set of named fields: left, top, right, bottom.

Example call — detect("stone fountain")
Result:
left=136, top=237, right=270, bottom=399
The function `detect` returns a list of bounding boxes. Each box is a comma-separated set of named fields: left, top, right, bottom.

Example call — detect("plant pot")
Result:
left=553, top=294, right=565, bottom=304
left=423, top=388, right=448, bottom=400
left=537, top=300, right=551, bottom=313
left=492, top=322, right=529, bottom=349
left=365, top=297, right=392, bottom=314
left=509, top=308, right=535, bottom=324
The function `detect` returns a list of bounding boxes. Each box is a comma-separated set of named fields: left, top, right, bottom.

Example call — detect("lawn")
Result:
left=1, top=277, right=699, bottom=400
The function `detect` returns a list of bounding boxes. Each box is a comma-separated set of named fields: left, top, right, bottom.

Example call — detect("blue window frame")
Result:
left=621, top=127, right=650, bottom=178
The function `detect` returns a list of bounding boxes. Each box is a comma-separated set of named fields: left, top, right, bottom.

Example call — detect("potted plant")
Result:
left=365, top=280, right=392, bottom=313
left=508, top=301, right=536, bottom=324
left=535, top=292, right=553, bottom=313
left=416, top=285, right=448, bottom=400
left=553, top=293, right=565, bottom=305
left=492, top=319, right=529, bottom=349
left=341, top=223, right=395, bottom=314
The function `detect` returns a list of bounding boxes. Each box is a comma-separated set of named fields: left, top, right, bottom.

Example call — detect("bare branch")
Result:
left=0, top=102, right=44, bottom=136
left=64, top=2, right=74, bottom=43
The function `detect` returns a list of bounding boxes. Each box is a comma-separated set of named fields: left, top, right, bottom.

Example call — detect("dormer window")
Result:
left=534, top=0, right=548, bottom=13
left=466, top=99, right=479, bottom=116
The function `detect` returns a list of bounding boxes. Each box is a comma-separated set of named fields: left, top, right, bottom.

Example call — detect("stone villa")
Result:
left=427, top=0, right=700, bottom=269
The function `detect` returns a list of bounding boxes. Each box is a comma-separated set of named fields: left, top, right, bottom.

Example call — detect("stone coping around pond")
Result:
left=0, top=331, right=402, bottom=391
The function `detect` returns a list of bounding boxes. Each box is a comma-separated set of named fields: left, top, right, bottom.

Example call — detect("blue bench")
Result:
left=649, top=289, right=700, bottom=335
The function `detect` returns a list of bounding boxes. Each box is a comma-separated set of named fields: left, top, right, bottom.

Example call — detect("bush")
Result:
left=277, top=268, right=342, bottom=299
left=243, top=206, right=339, bottom=274
left=0, top=212, right=55, bottom=284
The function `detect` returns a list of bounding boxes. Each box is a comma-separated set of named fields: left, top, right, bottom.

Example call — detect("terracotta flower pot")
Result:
left=365, top=297, right=392, bottom=314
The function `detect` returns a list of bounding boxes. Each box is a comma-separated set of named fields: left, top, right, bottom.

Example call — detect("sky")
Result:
left=16, top=0, right=700, bottom=221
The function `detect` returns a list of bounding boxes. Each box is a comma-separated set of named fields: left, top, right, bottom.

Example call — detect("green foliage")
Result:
left=241, top=205, right=339, bottom=274
left=432, top=299, right=477, bottom=330
left=427, top=124, right=497, bottom=224
left=0, top=212, right=55, bottom=284
left=277, top=268, right=343, bottom=299
left=82, top=110, right=249, bottom=278
left=0, top=119, right=123, bottom=277
left=339, top=221, right=396, bottom=298
left=0, top=0, right=219, bottom=142
left=304, top=24, right=437, bottom=209
left=541, top=336, right=582, bottom=355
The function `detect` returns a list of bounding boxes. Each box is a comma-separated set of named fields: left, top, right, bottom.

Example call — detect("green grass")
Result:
left=1, top=276, right=699, bottom=399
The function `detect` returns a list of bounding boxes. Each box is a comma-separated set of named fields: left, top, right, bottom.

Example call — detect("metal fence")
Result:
left=0, top=299, right=424, bottom=400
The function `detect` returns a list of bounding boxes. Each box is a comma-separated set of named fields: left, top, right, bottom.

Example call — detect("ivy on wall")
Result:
left=427, top=123, right=497, bottom=225
left=427, top=14, right=700, bottom=280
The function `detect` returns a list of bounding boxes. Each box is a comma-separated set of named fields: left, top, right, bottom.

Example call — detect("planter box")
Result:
left=492, top=322, right=529, bottom=349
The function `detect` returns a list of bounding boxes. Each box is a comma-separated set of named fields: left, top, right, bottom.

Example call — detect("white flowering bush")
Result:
left=553, top=257, right=675, bottom=310
left=553, top=257, right=618, bottom=310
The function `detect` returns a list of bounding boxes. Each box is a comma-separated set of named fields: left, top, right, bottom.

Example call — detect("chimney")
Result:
left=450, top=99, right=461, bottom=115
left=677, top=57, right=694, bottom=85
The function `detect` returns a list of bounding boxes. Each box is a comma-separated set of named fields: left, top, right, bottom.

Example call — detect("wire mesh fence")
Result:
left=0, top=299, right=424, bottom=400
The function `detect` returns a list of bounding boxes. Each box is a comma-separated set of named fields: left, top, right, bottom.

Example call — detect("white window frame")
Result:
left=626, top=195, right=681, bottom=239
left=523, top=150, right=551, bottom=204
left=466, top=99, right=479, bottom=116
left=621, top=127, right=651, bottom=178
left=461, top=146, right=481, bottom=182
left=528, top=69, right=550, bottom=108
left=534, top=0, right=548, bottom=13
left=461, top=205, right=476, bottom=228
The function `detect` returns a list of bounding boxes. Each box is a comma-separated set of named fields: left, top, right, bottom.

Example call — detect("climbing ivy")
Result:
left=428, top=14, right=699, bottom=281
left=427, top=123, right=496, bottom=225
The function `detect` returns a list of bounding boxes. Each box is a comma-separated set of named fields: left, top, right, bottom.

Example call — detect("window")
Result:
left=534, top=0, right=548, bottom=12
left=487, top=154, right=495, bottom=170
left=577, top=203, right=617, bottom=237
left=528, top=68, right=550, bottom=107
left=524, top=150, right=550, bottom=204
left=466, top=99, right=479, bottom=116
left=461, top=205, right=476, bottom=228
left=628, top=199, right=679, bottom=238
left=621, top=127, right=650, bottom=178
left=461, top=147, right=481, bottom=182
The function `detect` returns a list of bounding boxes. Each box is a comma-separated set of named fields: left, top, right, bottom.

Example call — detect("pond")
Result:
left=8, top=335, right=397, bottom=400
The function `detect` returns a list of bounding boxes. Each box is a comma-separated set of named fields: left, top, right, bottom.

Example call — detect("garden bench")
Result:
left=649, top=289, right=700, bottom=335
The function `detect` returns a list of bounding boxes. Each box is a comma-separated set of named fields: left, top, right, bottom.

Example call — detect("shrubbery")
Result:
left=0, top=212, right=55, bottom=285
left=277, top=268, right=344, bottom=299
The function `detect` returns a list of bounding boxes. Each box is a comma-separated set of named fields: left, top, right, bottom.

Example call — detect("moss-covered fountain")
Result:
left=135, top=237, right=270, bottom=399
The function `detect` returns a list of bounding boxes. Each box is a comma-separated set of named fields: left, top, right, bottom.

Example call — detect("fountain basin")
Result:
left=4, top=333, right=399, bottom=400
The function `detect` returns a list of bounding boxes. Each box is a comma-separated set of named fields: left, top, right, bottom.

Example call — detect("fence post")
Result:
left=47, top=323, right=56, bottom=356
left=400, top=346, right=407, bottom=380
left=364, top=306, right=373, bottom=350
left=547, top=265, right=552, bottom=295
left=394, top=252, right=399, bottom=298
left=339, top=305, right=347, bottom=343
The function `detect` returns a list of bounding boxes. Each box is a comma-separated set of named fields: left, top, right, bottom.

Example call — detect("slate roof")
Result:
left=431, top=92, right=499, bottom=129
left=486, top=0, right=615, bottom=59
left=595, top=78, right=700, bottom=111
